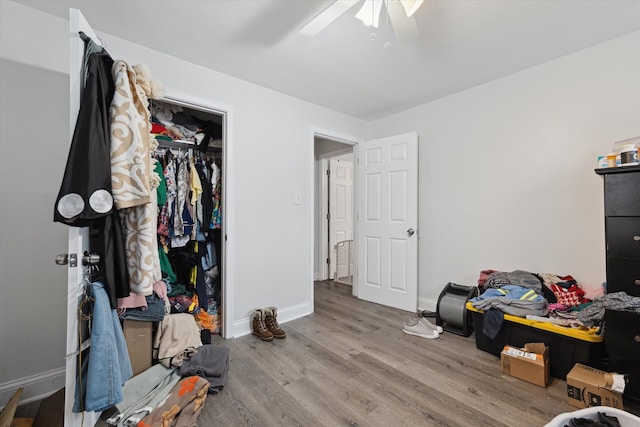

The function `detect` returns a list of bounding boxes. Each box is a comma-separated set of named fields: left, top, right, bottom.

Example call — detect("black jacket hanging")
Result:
left=53, top=50, right=114, bottom=226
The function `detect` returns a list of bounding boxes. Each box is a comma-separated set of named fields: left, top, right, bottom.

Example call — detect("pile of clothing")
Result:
left=471, top=269, right=640, bottom=336
left=474, top=270, right=549, bottom=318
left=150, top=102, right=222, bottom=151
left=107, top=313, right=229, bottom=426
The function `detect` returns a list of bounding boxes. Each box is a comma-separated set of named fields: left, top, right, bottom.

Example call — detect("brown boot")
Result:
left=251, top=309, right=273, bottom=341
left=264, top=306, right=286, bottom=339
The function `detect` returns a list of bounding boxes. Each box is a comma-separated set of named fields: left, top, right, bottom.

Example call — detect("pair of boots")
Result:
left=251, top=307, right=286, bottom=341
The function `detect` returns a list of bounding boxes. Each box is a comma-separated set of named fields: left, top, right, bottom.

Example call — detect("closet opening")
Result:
left=151, top=96, right=228, bottom=338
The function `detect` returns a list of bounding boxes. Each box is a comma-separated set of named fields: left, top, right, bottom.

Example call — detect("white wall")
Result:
left=0, top=3, right=79, bottom=405
left=368, top=30, right=640, bottom=310
left=0, top=59, right=70, bottom=404
left=0, top=1, right=366, bottom=403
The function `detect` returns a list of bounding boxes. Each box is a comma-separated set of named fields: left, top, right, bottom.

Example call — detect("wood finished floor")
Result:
left=95, top=280, right=639, bottom=427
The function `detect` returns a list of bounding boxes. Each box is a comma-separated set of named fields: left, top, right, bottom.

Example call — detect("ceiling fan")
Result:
left=300, top=0, right=424, bottom=43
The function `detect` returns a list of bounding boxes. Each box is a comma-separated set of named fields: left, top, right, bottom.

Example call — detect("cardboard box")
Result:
left=501, top=342, right=549, bottom=387
left=566, top=363, right=626, bottom=409
left=123, top=319, right=153, bottom=376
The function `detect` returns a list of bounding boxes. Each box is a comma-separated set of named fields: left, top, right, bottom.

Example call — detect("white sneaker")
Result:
left=402, top=319, right=439, bottom=339
left=419, top=317, right=444, bottom=334
left=403, top=317, right=443, bottom=334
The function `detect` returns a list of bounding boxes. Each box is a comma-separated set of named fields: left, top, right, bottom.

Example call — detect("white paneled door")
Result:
left=357, top=133, right=418, bottom=312
left=329, top=157, right=353, bottom=281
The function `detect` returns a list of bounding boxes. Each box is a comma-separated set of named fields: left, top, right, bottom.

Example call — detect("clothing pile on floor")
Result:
left=106, top=312, right=229, bottom=426
left=469, top=269, right=640, bottom=336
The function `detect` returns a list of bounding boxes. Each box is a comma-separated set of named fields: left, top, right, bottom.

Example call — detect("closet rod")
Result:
left=156, top=139, right=220, bottom=153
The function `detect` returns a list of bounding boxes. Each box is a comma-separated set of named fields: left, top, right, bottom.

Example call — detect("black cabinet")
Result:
left=603, top=170, right=640, bottom=217
left=596, top=165, right=640, bottom=401
left=596, top=166, right=640, bottom=296
left=604, top=309, right=640, bottom=398
left=604, top=310, right=640, bottom=364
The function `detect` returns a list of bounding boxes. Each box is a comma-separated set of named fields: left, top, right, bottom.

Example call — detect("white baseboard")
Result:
left=418, top=297, right=437, bottom=313
left=231, top=301, right=313, bottom=338
left=0, top=367, right=65, bottom=408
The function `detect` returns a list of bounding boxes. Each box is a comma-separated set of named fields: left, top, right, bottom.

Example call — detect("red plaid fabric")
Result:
left=157, top=204, right=170, bottom=236
left=550, top=283, right=587, bottom=307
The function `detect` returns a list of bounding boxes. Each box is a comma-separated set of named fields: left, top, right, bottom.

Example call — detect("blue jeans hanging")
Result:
left=73, top=281, right=133, bottom=412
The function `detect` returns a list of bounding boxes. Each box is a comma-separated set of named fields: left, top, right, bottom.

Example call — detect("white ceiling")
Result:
left=12, top=0, right=640, bottom=121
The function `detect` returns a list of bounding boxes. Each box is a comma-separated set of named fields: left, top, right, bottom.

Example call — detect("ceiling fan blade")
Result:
left=386, top=0, right=419, bottom=42
left=300, top=0, right=360, bottom=36
left=400, top=0, right=424, bottom=17
left=355, top=0, right=384, bottom=28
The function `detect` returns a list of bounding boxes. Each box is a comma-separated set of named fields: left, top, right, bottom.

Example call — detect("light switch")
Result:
left=294, top=192, right=302, bottom=205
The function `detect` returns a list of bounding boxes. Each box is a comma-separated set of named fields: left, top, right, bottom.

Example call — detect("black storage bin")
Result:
left=469, top=304, right=605, bottom=380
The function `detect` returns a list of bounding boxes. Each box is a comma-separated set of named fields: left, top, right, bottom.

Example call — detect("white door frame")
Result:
left=162, top=89, right=235, bottom=338
left=310, top=129, right=361, bottom=310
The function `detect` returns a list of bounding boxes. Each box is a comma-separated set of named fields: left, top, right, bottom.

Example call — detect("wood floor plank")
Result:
left=220, top=347, right=321, bottom=426
left=199, top=387, right=261, bottom=427
left=284, top=377, right=374, bottom=427
left=235, top=332, right=308, bottom=386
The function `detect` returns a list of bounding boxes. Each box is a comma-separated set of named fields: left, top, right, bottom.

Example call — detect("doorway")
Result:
left=312, top=131, right=419, bottom=313
left=313, top=134, right=356, bottom=292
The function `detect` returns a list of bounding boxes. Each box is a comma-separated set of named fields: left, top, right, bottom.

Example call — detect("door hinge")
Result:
left=326, top=169, right=330, bottom=176
left=326, top=258, right=330, bottom=264
left=326, top=213, right=330, bottom=220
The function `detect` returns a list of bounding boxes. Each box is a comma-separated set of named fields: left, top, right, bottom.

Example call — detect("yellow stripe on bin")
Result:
left=465, top=302, right=603, bottom=342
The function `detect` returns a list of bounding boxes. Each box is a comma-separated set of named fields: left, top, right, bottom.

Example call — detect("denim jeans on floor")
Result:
left=73, top=281, right=133, bottom=412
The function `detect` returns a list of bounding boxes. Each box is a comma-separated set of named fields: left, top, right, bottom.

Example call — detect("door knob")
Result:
left=407, top=228, right=415, bottom=237
left=54, top=252, right=100, bottom=267
left=55, top=253, right=77, bottom=267
left=55, top=254, right=69, bottom=265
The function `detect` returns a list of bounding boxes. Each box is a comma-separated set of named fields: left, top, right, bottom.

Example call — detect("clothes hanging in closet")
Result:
left=150, top=147, right=222, bottom=334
